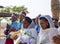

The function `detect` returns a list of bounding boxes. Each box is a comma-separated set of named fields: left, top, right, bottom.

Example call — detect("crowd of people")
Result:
left=4, top=11, right=60, bottom=44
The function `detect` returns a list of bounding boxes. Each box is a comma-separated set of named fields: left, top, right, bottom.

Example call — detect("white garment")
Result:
left=58, top=27, right=60, bottom=35
left=20, top=20, right=37, bottom=44
left=37, top=15, right=58, bottom=44
left=37, top=28, right=58, bottom=44
left=20, top=28, right=37, bottom=44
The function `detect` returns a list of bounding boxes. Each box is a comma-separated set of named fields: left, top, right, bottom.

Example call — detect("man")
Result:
left=10, top=13, right=19, bottom=30
left=52, top=18, right=60, bottom=44
left=53, top=18, right=60, bottom=44
left=4, top=13, right=19, bottom=44
left=18, top=11, right=26, bottom=29
left=52, top=18, right=58, bottom=28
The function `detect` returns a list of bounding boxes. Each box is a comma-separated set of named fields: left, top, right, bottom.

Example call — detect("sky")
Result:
left=0, top=0, right=52, bottom=18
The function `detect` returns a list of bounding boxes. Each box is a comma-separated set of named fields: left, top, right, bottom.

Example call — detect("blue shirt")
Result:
left=9, top=21, right=20, bottom=30
left=5, top=21, right=20, bottom=38
left=18, top=21, right=23, bottom=29
left=36, top=24, right=40, bottom=34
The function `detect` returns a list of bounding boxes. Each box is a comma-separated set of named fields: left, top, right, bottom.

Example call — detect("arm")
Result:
left=52, top=35, right=60, bottom=44
left=10, top=30, right=22, bottom=39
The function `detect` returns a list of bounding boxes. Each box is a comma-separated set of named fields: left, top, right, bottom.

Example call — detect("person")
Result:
left=18, top=11, right=26, bottom=29
left=35, top=15, right=41, bottom=34
left=58, top=19, right=60, bottom=35
left=10, top=13, right=19, bottom=30
left=4, top=13, right=19, bottom=44
left=52, top=18, right=58, bottom=28
left=52, top=35, right=60, bottom=44
left=19, top=17, right=37, bottom=44
left=52, top=18, right=60, bottom=44
left=10, top=17, right=37, bottom=44
left=37, top=15, right=58, bottom=44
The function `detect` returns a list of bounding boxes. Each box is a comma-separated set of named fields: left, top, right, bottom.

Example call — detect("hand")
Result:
left=10, top=28, right=16, bottom=32
left=52, top=35, right=60, bottom=44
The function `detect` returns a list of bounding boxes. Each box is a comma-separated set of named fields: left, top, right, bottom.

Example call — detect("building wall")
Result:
left=59, top=0, right=60, bottom=17
left=51, top=0, right=60, bottom=19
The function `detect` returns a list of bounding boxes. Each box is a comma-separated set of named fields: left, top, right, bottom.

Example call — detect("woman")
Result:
left=37, top=15, right=58, bottom=44
left=10, top=17, right=37, bottom=44
left=19, top=17, right=37, bottom=44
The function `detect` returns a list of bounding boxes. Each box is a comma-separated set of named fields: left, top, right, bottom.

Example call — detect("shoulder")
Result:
left=48, top=28, right=58, bottom=36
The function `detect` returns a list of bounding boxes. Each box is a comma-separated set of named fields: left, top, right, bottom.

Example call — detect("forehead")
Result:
left=40, top=20, right=48, bottom=23
left=20, top=15, right=24, bottom=17
left=40, top=20, right=45, bottom=22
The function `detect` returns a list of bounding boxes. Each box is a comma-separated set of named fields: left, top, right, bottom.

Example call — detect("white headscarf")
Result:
left=28, top=21, right=35, bottom=28
left=40, top=15, right=55, bottom=28
left=21, top=20, right=35, bottom=29
left=20, top=20, right=37, bottom=44
left=38, top=15, right=58, bottom=44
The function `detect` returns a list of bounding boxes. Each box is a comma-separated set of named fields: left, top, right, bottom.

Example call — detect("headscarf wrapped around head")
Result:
left=38, top=15, right=58, bottom=44
left=11, top=13, right=18, bottom=18
left=39, top=15, right=55, bottom=28
left=19, top=11, right=26, bottom=17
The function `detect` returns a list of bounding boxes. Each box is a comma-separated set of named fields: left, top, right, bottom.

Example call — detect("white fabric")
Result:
left=28, top=21, right=35, bottom=28
left=58, top=17, right=60, bottom=22
left=37, top=15, right=58, bottom=44
left=38, top=28, right=58, bottom=44
left=58, top=27, right=60, bottom=35
left=20, top=28, right=37, bottom=44
left=20, top=35, right=30, bottom=44
left=19, top=20, right=37, bottom=44
left=21, top=20, right=35, bottom=29
left=40, top=15, right=55, bottom=28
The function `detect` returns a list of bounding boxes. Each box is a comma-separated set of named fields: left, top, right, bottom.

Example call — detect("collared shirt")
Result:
left=9, top=21, right=20, bottom=30
left=18, top=21, right=23, bottom=29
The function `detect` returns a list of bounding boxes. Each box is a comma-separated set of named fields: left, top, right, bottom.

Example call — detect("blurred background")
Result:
left=0, top=0, right=60, bottom=44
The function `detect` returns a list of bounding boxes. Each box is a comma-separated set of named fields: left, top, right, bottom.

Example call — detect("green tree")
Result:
left=0, top=6, right=28, bottom=13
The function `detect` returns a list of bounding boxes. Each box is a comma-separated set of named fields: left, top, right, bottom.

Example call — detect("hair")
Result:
left=52, top=18, right=58, bottom=22
left=40, top=17, right=50, bottom=28
left=19, top=42, right=27, bottom=44
left=25, top=17, right=32, bottom=24
left=32, top=18, right=35, bottom=24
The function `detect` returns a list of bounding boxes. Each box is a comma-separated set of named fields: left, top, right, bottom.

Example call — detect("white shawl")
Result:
left=37, top=15, right=58, bottom=44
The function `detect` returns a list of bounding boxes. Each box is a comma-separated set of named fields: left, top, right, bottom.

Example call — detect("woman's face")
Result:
left=40, top=20, right=49, bottom=30
left=23, top=20, right=30, bottom=28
